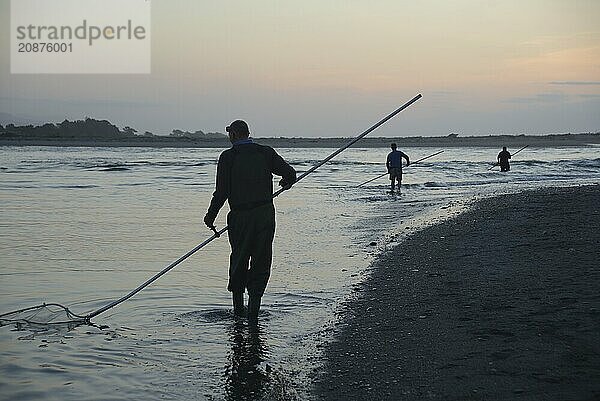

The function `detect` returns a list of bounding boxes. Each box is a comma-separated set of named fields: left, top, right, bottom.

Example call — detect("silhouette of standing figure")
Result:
left=386, top=143, right=410, bottom=192
left=497, top=146, right=511, bottom=172
left=204, top=120, right=296, bottom=321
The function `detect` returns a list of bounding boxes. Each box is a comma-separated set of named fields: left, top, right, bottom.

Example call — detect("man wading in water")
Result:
left=497, top=146, right=511, bottom=172
left=386, top=143, right=410, bottom=193
left=204, top=120, right=296, bottom=321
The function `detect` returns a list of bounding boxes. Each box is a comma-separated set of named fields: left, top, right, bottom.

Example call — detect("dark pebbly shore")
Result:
left=314, top=185, right=600, bottom=401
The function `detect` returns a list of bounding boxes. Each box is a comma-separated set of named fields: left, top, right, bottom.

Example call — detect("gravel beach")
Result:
left=314, top=185, right=600, bottom=401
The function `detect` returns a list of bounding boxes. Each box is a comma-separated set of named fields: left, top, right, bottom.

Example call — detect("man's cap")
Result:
left=226, top=120, right=250, bottom=136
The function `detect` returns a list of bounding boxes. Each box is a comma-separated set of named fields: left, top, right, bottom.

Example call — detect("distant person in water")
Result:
left=386, top=143, right=410, bottom=192
left=497, top=146, right=511, bottom=172
left=204, top=120, right=296, bottom=322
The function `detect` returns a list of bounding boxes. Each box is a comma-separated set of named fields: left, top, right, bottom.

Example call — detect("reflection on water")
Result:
left=225, top=319, right=298, bottom=401
left=226, top=320, right=267, bottom=400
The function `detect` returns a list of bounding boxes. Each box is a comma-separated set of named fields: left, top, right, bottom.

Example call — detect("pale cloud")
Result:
left=550, top=81, right=600, bottom=86
left=505, top=92, right=570, bottom=104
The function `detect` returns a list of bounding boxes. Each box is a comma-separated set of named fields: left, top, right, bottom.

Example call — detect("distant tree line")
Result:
left=0, top=118, right=227, bottom=140
left=169, top=129, right=225, bottom=139
left=0, top=118, right=129, bottom=139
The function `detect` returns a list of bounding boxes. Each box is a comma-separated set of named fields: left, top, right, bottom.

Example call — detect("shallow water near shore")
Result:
left=1, top=145, right=599, bottom=400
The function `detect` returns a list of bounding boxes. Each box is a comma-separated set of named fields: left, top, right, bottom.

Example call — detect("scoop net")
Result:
left=0, top=303, right=88, bottom=331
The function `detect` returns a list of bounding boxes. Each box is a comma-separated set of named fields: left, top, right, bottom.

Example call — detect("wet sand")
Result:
left=314, top=185, right=600, bottom=400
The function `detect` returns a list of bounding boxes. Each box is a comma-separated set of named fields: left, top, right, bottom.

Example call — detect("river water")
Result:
left=0, top=144, right=599, bottom=400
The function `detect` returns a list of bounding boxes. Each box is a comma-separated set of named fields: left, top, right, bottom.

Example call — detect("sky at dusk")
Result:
left=1, top=0, right=599, bottom=137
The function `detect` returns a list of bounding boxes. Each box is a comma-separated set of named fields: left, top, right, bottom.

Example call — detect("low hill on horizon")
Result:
left=1, top=119, right=598, bottom=148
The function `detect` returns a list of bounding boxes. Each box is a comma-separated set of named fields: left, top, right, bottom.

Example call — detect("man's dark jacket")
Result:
left=206, top=142, right=296, bottom=220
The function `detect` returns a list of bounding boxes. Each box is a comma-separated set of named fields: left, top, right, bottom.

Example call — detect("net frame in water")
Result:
left=0, top=303, right=88, bottom=328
